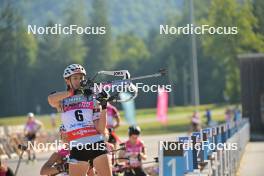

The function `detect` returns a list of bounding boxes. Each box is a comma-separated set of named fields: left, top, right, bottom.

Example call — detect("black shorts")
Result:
left=69, top=141, right=108, bottom=165
left=124, top=167, right=146, bottom=176
left=26, top=133, right=36, bottom=141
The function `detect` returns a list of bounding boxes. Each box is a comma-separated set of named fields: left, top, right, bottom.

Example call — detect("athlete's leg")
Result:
left=27, top=151, right=30, bottom=161
left=31, top=139, right=36, bottom=160
left=87, top=166, right=95, bottom=176
left=69, top=161, right=89, bottom=176
left=93, top=153, right=112, bottom=176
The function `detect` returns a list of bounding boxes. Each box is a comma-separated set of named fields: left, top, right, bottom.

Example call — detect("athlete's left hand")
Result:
left=96, top=91, right=108, bottom=109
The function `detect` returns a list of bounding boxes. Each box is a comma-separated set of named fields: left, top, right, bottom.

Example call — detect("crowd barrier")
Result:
left=0, top=119, right=250, bottom=176
left=159, top=118, right=250, bottom=176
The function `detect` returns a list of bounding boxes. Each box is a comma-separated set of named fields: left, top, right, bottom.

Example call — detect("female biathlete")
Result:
left=118, top=126, right=147, bottom=176
left=48, top=64, right=112, bottom=176
left=24, top=112, right=43, bottom=162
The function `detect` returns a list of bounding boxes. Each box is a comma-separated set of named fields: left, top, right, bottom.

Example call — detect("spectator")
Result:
left=204, top=109, right=212, bottom=126
left=225, top=108, right=232, bottom=122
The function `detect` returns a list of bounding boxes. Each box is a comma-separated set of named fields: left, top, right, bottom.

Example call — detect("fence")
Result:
left=159, top=118, right=250, bottom=176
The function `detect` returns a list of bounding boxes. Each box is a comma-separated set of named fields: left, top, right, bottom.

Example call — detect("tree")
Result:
left=0, top=1, right=38, bottom=116
left=33, top=21, right=66, bottom=113
left=83, top=0, right=112, bottom=75
left=202, top=0, right=264, bottom=102
left=114, top=33, right=150, bottom=72
left=253, top=0, right=264, bottom=35
left=61, top=0, right=87, bottom=65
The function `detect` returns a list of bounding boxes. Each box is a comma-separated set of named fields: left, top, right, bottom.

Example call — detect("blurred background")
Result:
left=0, top=0, right=264, bottom=175
left=0, top=0, right=263, bottom=117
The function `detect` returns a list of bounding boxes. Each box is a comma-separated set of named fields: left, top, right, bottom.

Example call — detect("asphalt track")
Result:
left=8, top=133, right=184, bottom=176
left=237, top=142, right=264, bottom=176
left=8, top=134, right=264, bottom=176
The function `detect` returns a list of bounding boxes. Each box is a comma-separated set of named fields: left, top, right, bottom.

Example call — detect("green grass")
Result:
left=0, top=104, right=231, bottom=135
left=0, top=114, right=62, bottom=130
left=116, top=111, right=226, bottom=136
left=122, top=103, right=224, bottom=116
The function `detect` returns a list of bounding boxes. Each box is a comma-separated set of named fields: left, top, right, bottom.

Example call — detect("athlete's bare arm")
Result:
left=40, top=152, right=61, bottom=175
left=48, top=91, right=71, bottom=110
left=140, top=146, right=147, bottom=160
left=94, top=109, right=107, bottom=134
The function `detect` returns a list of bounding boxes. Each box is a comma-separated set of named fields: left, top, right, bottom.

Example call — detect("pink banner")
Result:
left=156, top=88, right=168, bottom=124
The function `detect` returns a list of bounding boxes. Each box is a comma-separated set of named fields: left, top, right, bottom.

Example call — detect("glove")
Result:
left=80, top=79, right=93, bottom=88
left=96, top=91, right=108, bottom=109
left=83, top=88, right=93, bottom=97
left=55, top=162, right=68, bottom=173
